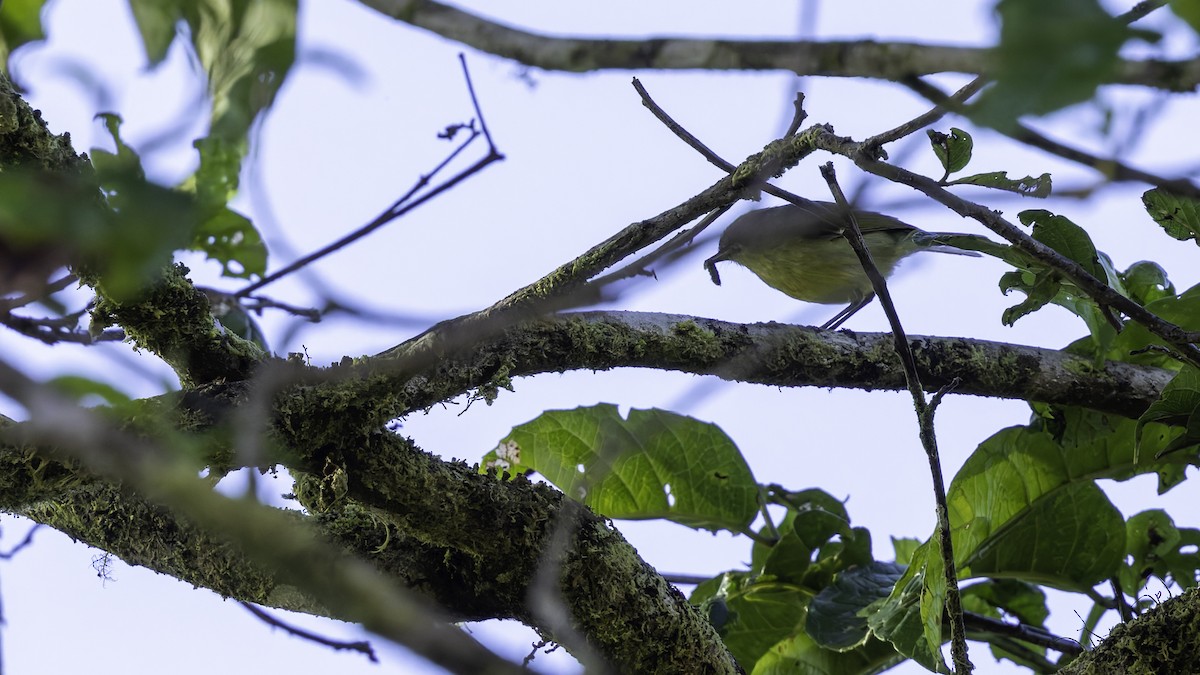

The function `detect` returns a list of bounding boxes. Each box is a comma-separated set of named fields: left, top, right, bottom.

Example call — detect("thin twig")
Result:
left=820, top=163, right=972, bottom=675
left=633, top=78, right=733, bottom=173
left=1118, top=0, right=1167, bottom=23
left=241, top=601, right=379, bottom=663
left=237, top=55, right=504, bottom=298
left=809, top=127, right=1200, bottom=368
left=0, top=524, right=42, bottom=559
left=865, top=75, right=988, bottom=150
left=783, top=91, right=808, bottom=137
left=962, top=611, right=1084, bottom=656
left=660, top=573, right=716, bottom=586
left=902, top=77, right=1200, bottom=199
left=587, top=205, right=731, bottom=290
left=0, top=273, right=77, bottom=311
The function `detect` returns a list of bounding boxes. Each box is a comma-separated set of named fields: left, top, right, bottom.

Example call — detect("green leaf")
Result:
left=698, top=574, right=808, bottom=668
left=973, top=0, right=1128, bottom=130
left=1137, top=366, right=1200, bottom=459
left=927, top=127, right=973, bottom=175
left=1121, top=261, right=1175, bottom=306
left=188, top=0, right=298, bottom=142
left=482, top=405, right=759, bottom=532
left=1119, top=509, right=1200, bottom=595
left=0, top=0, right=48, bottom=73
left=751, top=632, right=905, bottom=675
left=948, top=426, right=1126, bottom=590
left=1020, top=209, right=1106, bottom=280
left=191, top=207, right=266, bottom=279
left=1142, top=187, right=1200, bottom=244
left=88, top=114, right=203, bottom=298
left=807, top=562, right=904, bottom=650
left=960, top=579, right=1048, bottom=626
left=866, top=545, right=950, bottom=674
left=1170, top=0, right=1200, bottom=35
left=91, top=113, right=146, bottom=181
left=758, top=511, right=872, bottom=590
left=891, top=537, right=922, bottom=565
left=127, top=0, right=186, bottom=66
left=48, top=375, right=132, bottom=407
left=1102, top=283, right=1200, bottom=370
left=947, top=171, right=1052, bottom=198
left=999, top=269, right=1061, bottom=326
left=961, top=579, right=1053, bottom=671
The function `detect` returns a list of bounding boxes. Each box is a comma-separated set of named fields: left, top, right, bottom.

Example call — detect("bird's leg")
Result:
left=821, top=293, right=875, bottom=330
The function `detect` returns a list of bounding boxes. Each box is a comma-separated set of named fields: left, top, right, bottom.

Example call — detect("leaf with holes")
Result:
left=481, top=404, right=758, bottom=532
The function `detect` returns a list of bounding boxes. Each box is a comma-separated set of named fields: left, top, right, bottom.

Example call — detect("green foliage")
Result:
left=0, top=0, right=48, bottom=73
left=1119, top=509, right=1200, bottom=595
left=1169, top=0, right=1200, bottom=34
left=48, top=375, right=132, bottom=407
left=974, top=0, right=1131, bottom=130
left=124, top=0, right=297, bottom=281
left=947, top=171, right=1052, bottom=197
left=687, top=489, right=912, bottom=671
left=1143, top=187, right=1200, bottom=245
left=994, top=209, right=1131, bottom=354
left=927, top=127, right=1052, bottom=196
left=927, top=127, right=973, bottom=176
left=1137, top=366, right=1200, bottom=460
left=482, top=404, right=759, bottom=531
left=183, top=137, right=267, bottom=278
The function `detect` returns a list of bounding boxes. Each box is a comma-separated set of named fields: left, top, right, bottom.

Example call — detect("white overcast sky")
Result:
left=1, top=1, right=1198, bottom=674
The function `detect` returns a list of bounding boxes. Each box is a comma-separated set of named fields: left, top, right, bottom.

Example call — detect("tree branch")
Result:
left=357, top=0, right=1200, bottom=91
left=363, top=311, right=1172, bottom=421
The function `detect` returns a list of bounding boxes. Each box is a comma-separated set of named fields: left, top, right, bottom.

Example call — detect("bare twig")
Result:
left=902, top=77, right=1200, bottom=199
left=962, top=611, right=1084, bottom=656
left=865, top=75, right=988, bottom=150
left=237, top=55, right=504, bottom=298
left=241, top=601, right=379, bottom=663
left=0, top=524, right=41, bottom=559
left=820, top=163, right=971, bottom=674
left=809, top=127, right=1200, bottom=368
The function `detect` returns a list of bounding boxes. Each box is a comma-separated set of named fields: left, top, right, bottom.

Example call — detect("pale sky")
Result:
left=2, top=1, right=1197, bottom=673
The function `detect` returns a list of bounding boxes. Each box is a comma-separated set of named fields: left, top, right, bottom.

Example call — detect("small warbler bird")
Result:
left=703, top=202, right=982, bottom=329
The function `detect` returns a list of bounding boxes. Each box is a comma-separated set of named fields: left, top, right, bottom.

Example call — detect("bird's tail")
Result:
left=911, top=231, right=991, bottom=257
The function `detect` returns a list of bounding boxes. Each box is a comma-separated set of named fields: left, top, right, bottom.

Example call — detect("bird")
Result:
left=703, top=201, right=983, bottom=329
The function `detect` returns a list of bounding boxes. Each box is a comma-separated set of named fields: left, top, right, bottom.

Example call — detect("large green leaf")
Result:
left=751, top=632, right=905, bottom=675
left=974, top=0, right=1129, bottom=130
left=865, top=544, right=949, bottom=674
left=482, top=405, right=758, bottom=532
left=948, top=426, right=1125, bottom=590
left=127, top=0, right=187, bottom=65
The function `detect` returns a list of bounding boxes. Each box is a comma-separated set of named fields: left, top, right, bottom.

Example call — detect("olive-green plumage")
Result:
left=704, top=202, right=980, bottom=329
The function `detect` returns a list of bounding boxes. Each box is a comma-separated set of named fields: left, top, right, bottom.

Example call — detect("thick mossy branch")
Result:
left=1060, top=587, right=1200, bottom=674
left=279, top=427, right=740, bottom=674
left=0, top=74, right=89, bottom=172
left=20, top=480, right=297, bottom=608
left=88, top=263, right=265, bottom=387
left=357, top=312, right=1171, bottom=425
